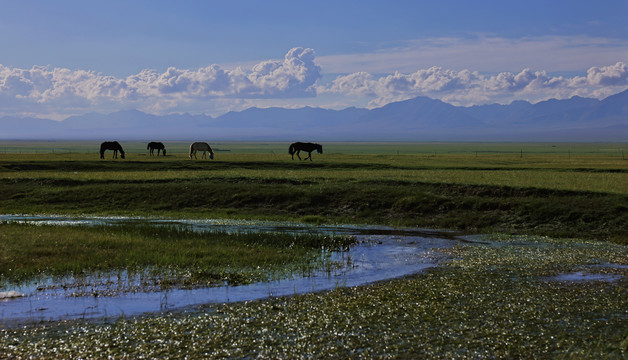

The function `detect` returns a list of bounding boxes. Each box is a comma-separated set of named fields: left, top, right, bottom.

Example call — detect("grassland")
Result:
left=1, top=141, right=627, bottom=358
left=1, top=141, right=627, bottom=242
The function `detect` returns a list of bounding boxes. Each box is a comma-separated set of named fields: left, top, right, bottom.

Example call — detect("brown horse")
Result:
left=189, top=142, right=214, bottom=159
left=100, top=141, right=125, bottom=159
left=147, top=142, right=166, bottom=156
left=289, top=142, right=322, bottom=161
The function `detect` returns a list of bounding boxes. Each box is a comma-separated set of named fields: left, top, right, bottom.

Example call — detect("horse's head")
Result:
left=163, top=149, right=167, bottom=156
left=209, top=153, right=214, bottom=160
left=120, top=153, right=125, bottom=159
left=317, top=144, right=323, bottom=154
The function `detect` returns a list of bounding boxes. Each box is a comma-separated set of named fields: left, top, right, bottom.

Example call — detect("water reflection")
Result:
left=0, top=215, right=460, bottom=325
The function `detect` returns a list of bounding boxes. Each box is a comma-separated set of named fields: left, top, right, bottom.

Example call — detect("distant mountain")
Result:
left=581, top=89, right=628, bottom=122
left=0, top=116, right=62, bottom=138
left=1, top=89, right=626, bottom=141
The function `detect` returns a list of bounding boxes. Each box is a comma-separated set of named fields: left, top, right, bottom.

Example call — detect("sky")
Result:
left=0, top=0, right=627, bottom=120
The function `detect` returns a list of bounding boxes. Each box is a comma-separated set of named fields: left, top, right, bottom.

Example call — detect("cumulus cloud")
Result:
left=0, top=46, right=627, bottom=119
left=586, top=62, right=628, bottom=86
left=321, top=62, right=628, bottom=107
left=247, top=47, right=321, bottom=97
left=0, top=47, right=321, bottom=117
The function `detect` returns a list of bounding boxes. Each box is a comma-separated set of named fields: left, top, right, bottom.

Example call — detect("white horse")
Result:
left=189, top=142, right=215, bottom=159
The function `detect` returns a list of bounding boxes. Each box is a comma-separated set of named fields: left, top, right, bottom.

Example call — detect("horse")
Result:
left=100, top=141, right=125, bottom=159
left=147, top=142, right=166, bottom=156
left=289, top=142, right=323, bottom=161
left=189, top=142, right=214, bottom=159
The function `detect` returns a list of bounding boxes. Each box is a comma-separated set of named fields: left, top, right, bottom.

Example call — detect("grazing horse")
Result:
left=289, top=142, right=323, bottom=161
left=100, top=141, right=125, bottom=159
left=147, top=142, right=166, bottom=156
left=189, top=142, right=214, bottom=159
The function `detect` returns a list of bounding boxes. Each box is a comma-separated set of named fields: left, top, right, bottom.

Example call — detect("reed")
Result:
left=0, top=222, right=355, bottom=288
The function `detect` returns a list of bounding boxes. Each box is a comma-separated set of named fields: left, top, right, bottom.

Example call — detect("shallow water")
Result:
left=0, top=215, right=459, bottom=325
left=550, top=271, right=622, bottom=282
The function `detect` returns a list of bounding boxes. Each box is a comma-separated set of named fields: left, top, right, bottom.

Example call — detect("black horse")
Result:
left=100, top=141, right=125, bottom=159
left=289, top=142, right=323, bottom=161
left=147, top=142, right=166, bottom=156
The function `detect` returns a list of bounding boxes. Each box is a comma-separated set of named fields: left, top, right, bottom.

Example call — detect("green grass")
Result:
left=1, top=141, right=627, bottom=358
left=2, top=234, right=626, bottom=358
left=0, top=222, right=355, bottom=289
left=1, top=149, right=627, bottom=242
left=1, top=140, right=626, bottom=156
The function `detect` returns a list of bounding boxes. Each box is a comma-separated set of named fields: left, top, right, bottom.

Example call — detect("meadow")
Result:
left=1, top=141, right=627, bottom=358
left=1, top=141, right=627, bottom=241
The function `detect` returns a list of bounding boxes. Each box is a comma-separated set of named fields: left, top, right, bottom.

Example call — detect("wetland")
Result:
left=1, top=142, right=627, bottom=358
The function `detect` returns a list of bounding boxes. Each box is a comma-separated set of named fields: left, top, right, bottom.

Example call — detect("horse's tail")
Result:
left=288, top=143, right=296, bottom=155
left=189, top=144, right=194, bottom=158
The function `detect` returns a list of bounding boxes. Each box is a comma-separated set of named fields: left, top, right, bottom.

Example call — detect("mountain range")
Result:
left=1, top=89, right=627, bottom=141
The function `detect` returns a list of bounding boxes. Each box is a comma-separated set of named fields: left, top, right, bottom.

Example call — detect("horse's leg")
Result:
left=296, top=150, right=302, bottom=160
left=113, top=150, right=117, bottom=159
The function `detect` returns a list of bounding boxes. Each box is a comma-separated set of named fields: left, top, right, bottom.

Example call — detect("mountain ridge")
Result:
left=1, top=89, right=626, bottom=141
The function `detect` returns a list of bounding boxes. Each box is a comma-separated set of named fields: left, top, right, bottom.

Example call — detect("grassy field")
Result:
left=1, top=141, right=627, bottom=358
left=1, top=141, right=627, bottom=242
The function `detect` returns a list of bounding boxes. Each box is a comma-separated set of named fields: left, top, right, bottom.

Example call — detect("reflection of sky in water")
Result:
left=0, top=215, right=458, bottom=326
left=0, top=214, right=461, bottom=237
left=550, top=271, right=622, bottom=282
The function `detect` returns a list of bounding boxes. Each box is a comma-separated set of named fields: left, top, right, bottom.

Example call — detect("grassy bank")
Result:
left=0, top=222, right=354, bottom=289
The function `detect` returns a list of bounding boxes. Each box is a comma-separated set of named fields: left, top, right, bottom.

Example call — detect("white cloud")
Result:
left=0, top=46, right=627, bottom=119
left=247, top=47, right=321, bottom=97
left=322, top=62, right=628, bottom=107
left=586, top=62, right=628, bottom=86
left=0, top=47, right=322, bottom=118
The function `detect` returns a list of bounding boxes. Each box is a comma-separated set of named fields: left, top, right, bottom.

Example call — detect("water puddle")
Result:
left=0, top=215, right=461, bottom=326
left=550, top=271, right=622, bottom=282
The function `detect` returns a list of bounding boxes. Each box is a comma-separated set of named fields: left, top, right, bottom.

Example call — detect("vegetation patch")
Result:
left=0, top=222, right=355, bottom=290
left=1, top=234, right=625, bottom=358
left=1, top=142, right=626, bottom=357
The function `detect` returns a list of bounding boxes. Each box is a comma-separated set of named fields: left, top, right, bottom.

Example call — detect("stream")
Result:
left=0, top=215, right=462, bottom=325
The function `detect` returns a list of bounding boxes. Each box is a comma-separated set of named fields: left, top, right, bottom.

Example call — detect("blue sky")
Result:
left=0, top=0, right=627, bottom=119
